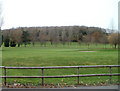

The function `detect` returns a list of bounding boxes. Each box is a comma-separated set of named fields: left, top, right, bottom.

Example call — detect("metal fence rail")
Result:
left=0, top=65, right=120, bottom=86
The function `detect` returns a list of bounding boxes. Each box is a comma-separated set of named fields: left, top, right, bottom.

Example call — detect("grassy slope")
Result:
left=2, top=44, right=119, bottom=85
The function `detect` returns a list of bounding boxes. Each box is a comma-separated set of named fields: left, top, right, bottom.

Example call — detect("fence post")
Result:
left=109, top=67, right=112, bottom=84
left=41, top=68, right=44, bottom=86
left=4, top=67, right=6, bottom=86
left=77, top=67, right=80, bottom=85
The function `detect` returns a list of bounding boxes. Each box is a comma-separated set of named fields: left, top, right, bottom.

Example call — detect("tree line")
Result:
left=1, top=26, right=119, bottom=48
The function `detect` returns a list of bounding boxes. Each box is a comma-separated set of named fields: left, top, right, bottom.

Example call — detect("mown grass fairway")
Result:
left=2, top=44, right=119, bottom=86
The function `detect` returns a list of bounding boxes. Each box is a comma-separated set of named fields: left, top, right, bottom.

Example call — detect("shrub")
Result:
left=4, top=38, right=10, bottom=47
left=10, top=41, right=16, bottom=47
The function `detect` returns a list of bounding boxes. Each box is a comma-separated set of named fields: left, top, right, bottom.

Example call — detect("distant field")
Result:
left=2, top=43, right=119, bottom=86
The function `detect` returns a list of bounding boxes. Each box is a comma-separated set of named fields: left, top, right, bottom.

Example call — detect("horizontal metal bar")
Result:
left=0, top=65, right=120, bottom=69
left=0, top=66, right=5, bottom=68
left=0, top=74, right=120, bottom=78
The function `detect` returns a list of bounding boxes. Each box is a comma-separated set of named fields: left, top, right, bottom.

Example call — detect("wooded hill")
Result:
left=1, top=26, right=119, bottom=48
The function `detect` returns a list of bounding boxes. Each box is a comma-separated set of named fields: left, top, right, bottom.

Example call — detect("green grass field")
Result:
left=1, top=43, right=119, bottom=87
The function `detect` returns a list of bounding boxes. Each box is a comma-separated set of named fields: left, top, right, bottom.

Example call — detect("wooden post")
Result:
left=109, top=67, right=112, bottom=84
left=77, top=67, right=80, bottom=85
left=4, top=67, right=6, bottom=86
left=41, top=69, right=44, bottom=85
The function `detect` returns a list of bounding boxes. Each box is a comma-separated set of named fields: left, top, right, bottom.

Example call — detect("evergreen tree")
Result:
left=21, top=30, right=30, bottom=47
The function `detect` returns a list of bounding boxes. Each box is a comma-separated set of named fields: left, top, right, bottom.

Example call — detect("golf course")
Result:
left=2, top=43, right=119, bottom=87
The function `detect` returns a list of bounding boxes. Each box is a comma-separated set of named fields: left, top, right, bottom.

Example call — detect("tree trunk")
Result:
left=18, top=43, right=20, bottom=47
left=32, top=42, right=35, bottom=46
left=114, top=44, right=117, bottom=49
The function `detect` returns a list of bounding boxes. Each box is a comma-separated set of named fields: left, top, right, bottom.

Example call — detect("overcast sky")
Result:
left=1, top=0, right=119, bottom=30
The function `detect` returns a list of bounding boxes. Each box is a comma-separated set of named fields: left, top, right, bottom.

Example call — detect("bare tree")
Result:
left=61, top=27, right=68, bottom=45
left=48, top=27, right=59, bottom=46
left=84, top=35, right=92, bottom=48
left=67, top=26, right=73, bottom=45
left=99, top=34, right=108, bottom=48
left=48, top=27, right=55, bottom=45
left=91, top=32, right=103, bottom=45
left=28, top=27, right=38, bottom=46
left=14, top=28, right=22, bottom=47
left=108, top=33, right=118, bottom=48
left=38, top=28, right=47, bottom=46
